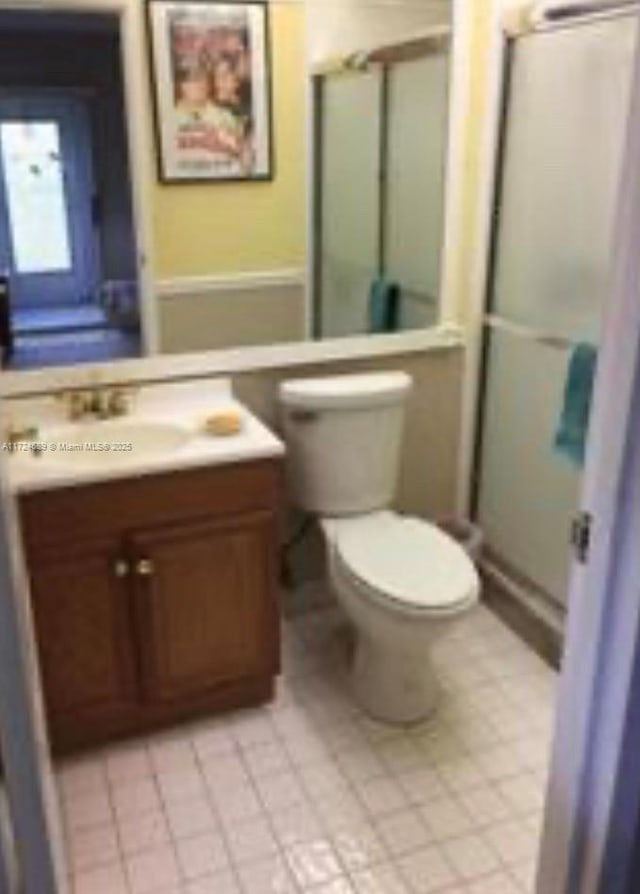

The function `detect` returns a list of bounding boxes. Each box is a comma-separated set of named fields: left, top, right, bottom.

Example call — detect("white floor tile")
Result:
left=314, top=878, right=357, bottom=894
left=256, top=770, right=306, bottom=813
left=419, top=798, right=475, bottom=842
left=330, top=822, right=387, bottom=871
left=224, top=815, right=279, bottom=864
left=285, top=838, right=343, bottom=887
left=457, top=785, right=513, bottom=827
left=483, top=819, right=540, bottom=865
left=464, top=871, right=521, bottom=894
left=356, top=777, right=408, bottom=818
left=396, top=769, right=449, bottom=807
left=335, top=747, right=387, bottom=786
left=111, top=778, right=161, bottom=823
left=165, top=796, right=218, bottom=841
left=158, top=768, right=207, bottom=806
left=396, top=845, right=458, bottom=893
left=175, top=830, right=230, bottom=881
left=126, top=845, right=182, bottom=894
left=149, top=735, right=197, bottom=775
left=185, top=869, right=241, bottom=894
left=117, top=810, right=171, bottom=857
left=202, top=755, right=250, bottom=794
left=104, top=743, right=152, bottom=786
left=351, top=862, right=410, bottom=894
left=237, top=854, right=298, bottom=894
left=64, top=788, right=113, bottom=832
left=211, top=782, right=264, bottom=826
left=59, top=757, right=107, bottom=801
left=68, top=823, right=120, bottom=873
left=73, top=860, right=129, bottom=894
left=269, top=800, right=324, bottom=848
left=243, top=741, right=290, bottom=778
left=190, top=720, right=237, bottom=761
left=440, top=833, right=500, bottom=881
left=375, top=809, right=432, bottom=857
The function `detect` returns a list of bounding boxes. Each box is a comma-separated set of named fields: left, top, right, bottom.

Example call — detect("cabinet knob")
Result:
left=113, top=559, right=130, bottom=578
left=136, top=558, right=154, bottom=577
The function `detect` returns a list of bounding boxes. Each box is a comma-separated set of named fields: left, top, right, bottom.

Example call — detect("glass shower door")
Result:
left=385, top=50, right=449, bottom=329
left=474, top=14, right=637, bottom=609
left=317, top=71, right=382, bottom=338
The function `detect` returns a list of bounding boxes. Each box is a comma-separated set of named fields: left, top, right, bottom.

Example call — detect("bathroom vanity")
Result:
left=7, top=381, right=284, bottom=753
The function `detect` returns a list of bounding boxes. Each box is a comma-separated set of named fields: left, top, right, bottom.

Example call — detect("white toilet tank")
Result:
left=279, top=372, right=413, bottom=516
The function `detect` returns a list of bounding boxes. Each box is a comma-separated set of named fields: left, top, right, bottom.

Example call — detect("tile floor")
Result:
left=58, top=603, right=557, bottom=894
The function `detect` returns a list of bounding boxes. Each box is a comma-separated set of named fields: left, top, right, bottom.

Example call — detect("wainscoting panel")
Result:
left=157, top=270, right=307, bottom=353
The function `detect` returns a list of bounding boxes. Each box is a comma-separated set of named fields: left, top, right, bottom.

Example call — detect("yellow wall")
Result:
left=453, top=0, right=520, bottom=324
left=152, top=3, right=307, bottom=279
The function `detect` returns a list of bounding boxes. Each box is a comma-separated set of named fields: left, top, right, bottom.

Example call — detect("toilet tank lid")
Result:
left=279, top=372, right=413, bottom=410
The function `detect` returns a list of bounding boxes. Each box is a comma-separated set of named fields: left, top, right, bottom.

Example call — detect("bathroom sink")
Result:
left=31, top=419, right=191, bottom=466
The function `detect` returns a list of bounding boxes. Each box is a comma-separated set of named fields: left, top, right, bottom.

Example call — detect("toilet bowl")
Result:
left=279, top=371, right=480, bottom=724
left=322, top=512, right=479, bottom=724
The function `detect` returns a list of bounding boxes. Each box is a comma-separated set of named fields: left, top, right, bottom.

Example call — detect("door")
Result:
left=0, top=94, right=100, bottom=309
left=472, top=15, right=637, bottom=609
left=131, top=511, right=279, bottom=704
left=28, top=536, right=138, bottom=748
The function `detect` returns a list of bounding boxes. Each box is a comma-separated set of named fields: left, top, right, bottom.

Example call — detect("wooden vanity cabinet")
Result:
left=19, top=460, right=282, bottom=753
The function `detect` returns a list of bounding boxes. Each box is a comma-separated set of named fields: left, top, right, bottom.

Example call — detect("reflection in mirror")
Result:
left=0, top=1, right=454, bottom=372
left=313, top=30, right=451, bottom=338
left=0, top=11, right=141, bottom=371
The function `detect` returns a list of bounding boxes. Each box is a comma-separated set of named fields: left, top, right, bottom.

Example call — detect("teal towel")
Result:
left=555, top=342, right=598, bottom=468
left=369, top=278, right=400, bottom=333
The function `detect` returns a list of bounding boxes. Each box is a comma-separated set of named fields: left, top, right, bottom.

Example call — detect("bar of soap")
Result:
left=203, top=410, right=243, bottom=436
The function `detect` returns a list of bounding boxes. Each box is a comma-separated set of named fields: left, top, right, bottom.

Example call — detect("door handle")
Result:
left=113, top=559, right=130, bottom=578
left=135, top=558, right=154, bottom=577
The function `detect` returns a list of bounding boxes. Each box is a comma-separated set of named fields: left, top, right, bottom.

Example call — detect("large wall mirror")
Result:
left=0, top=0, right=454, bottom=373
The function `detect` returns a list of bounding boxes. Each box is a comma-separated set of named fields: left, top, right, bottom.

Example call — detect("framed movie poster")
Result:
left=147, top=0, right=273, bottom=183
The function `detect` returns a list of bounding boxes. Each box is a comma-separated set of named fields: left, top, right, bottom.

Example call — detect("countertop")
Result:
left=4, top=379, right=285, bottom=494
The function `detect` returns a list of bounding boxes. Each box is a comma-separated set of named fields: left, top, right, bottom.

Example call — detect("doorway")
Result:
left=0, top=10, right=143, bottom=369
left=0, top=94, right=99, bottom=312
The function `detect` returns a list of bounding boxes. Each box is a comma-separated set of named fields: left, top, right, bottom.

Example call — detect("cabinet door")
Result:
left=27, top=537, right=138, bottom=748
left=131, top=511, right=279, bottom=704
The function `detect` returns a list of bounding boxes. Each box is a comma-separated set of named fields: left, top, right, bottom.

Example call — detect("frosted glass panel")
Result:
left=492, top=17, right=636, bottom=336
left=319, top=71, right=381, bottom=337
left=476, top=14, right=637, bottom=609
left=477, top=331, right=581, bottom=604
left=0, top=121, right=71, bottom=274
left=386, top=53, right=449, bottom=328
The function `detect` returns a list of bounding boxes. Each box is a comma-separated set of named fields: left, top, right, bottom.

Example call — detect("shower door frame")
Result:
left=468, top=6, right=640, bottom=620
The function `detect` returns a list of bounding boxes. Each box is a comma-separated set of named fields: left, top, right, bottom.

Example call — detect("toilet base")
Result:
left=350, top=634, right=440, bottom=725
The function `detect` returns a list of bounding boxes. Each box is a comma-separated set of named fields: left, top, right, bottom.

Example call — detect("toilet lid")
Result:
left=335, top=516, right=479, bottom=612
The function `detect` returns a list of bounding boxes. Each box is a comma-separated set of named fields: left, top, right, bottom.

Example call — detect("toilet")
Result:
left=279, top=371, right=480, bottom=724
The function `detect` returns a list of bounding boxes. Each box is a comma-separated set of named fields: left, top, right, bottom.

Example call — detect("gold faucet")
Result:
left=60, top=386, right=135, bottom=421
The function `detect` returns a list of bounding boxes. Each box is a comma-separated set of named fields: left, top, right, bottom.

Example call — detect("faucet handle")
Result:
left=107, top=387, right=135, bottom=417
left=58, top=390, right=91, bottom=421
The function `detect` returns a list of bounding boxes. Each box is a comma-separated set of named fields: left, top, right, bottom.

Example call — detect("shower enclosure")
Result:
left=473, top=9, right=637, bottom=627
left=312, top=30, right=451, bottom=338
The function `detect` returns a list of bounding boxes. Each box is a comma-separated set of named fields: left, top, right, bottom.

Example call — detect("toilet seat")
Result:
left=334, top=514, right=479, bottom=615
